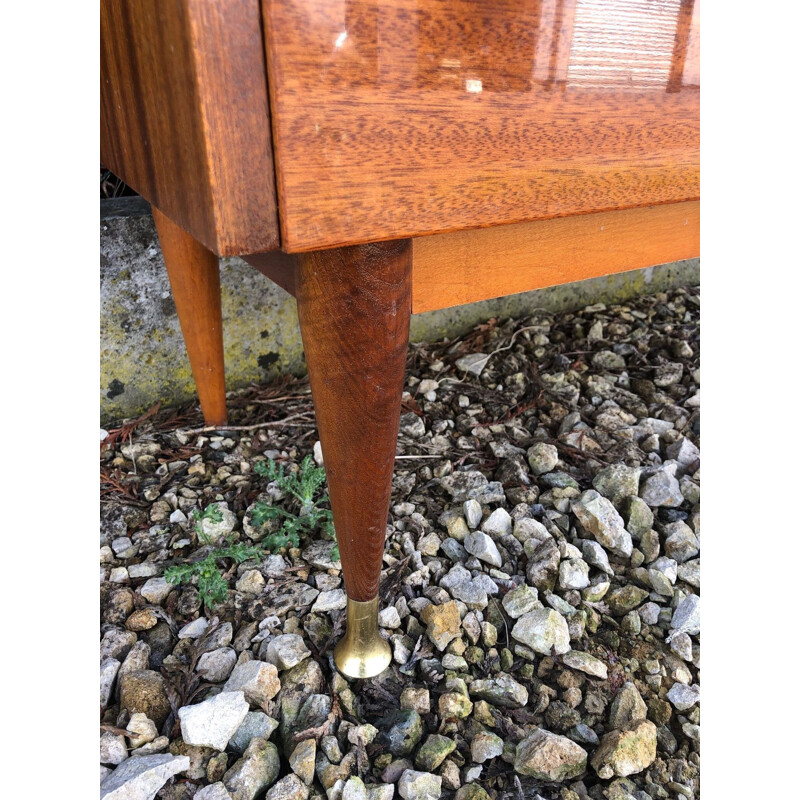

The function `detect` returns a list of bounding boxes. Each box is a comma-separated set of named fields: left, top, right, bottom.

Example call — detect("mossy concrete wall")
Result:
left=101, top=200, right=699, bottom=424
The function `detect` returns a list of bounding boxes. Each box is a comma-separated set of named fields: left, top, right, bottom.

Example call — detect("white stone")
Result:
left=378, top=606, right=402, bottom=629
left=463, top=499, right=482, bottom=529
left=562, top=650, right=608, bottom=679
left=572, top=490, right=633, bottom=558
left=667, top=683, right=700, bottom=711
left=265, top=634, right=311, bottom=670
left=511, top=609, right=570, bottom=655
left=639, top=602, right=660, bottom=625
left=236, top=570, right=266, bottom=595
left=311, top=589, right=348, bottom=613
left=398, top=770, right=442, bottom=800
left=195, top=783, right=233, bottom=800
left=101, top=657, right=121, bottom=708
left=558, top=559, right=590, bottom=590
left=178, top=691, right=249, bottom=750
left=178, top=618, right=209, bottom=639
left=196, top=648, right=237, bottom=682
left=463, top=531, right=502, bottom=568
left=126, top=713, right=158, bottom=749
left=100, top=754, right=190, bottom=800
left=100, top=732, right=128, bottom=765
left=140, top=577, right=172, bottom=605
left=668, top=594, right=700, bottom=638
left=223, top=660, right=280, bottom=706
left=110, top=567, right=129, bottom=583
left=481, top=508, right=512, bottom=537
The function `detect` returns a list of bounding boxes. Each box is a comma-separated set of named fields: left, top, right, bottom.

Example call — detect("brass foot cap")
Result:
left=333, top=597, right=392, bottom=679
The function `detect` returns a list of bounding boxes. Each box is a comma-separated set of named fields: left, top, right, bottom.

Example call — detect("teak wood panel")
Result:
left=411, top=200, right=699, bottom=313
left=101, top=0, right=280, bottom=256
left=262, top=0, right=700, bottom=253
left=242, top=201, right=698, bottom=313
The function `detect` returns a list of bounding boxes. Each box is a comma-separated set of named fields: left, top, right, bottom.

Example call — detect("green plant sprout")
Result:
left=165, top=456, right=339, bottom=609
left=165, top=540, right=262, bottom=608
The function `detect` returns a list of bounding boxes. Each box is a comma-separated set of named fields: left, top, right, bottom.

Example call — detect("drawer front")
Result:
left=263, top=0, right=699, bottom=252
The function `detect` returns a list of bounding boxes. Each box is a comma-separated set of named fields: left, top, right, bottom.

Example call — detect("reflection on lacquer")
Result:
left=319, top=0, right=698, bottom=95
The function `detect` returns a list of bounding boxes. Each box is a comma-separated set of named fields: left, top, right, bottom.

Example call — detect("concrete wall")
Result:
left=100, top=199, right=699, bottom=424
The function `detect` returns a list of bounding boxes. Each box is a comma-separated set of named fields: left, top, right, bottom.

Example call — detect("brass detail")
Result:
left=333, top=596, right=392, bottom=679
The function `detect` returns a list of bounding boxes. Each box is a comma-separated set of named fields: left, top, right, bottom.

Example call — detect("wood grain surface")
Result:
left=244, top=251, right=298, bottom=297
left=263, top=0, right=700, bottom=252
left=101, top=0, right=279, bottom=256
left=295, top=241, right=412, bottom=602
left=153, top=208, right=228, bottom=426
left=412, top=200, right=699, bottom=313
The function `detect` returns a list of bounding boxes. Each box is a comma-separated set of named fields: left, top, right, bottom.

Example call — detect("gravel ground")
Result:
left=100, top=285, right=700, bottom=800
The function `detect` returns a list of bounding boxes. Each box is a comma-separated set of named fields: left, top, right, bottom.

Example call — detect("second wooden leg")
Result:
left=295, top=240, right=412, bottom=677
left=152, top=207, right=227, bottom=427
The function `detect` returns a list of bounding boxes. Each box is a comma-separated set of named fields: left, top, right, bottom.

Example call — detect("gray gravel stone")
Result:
left=469, top=674, right=529, bottom=708
left=664, top=521, right=700, bottom=563
left=266, top=774, right=311, bottom=800
left=592, top=464, right=641, bottom=506
left=558, top=558, right=590, bottom=590
left=572, top=490, right=633, bottom=558
left=100, top=754, right=190, bottom=800
left=265, top=635, right=311, bottom=670
left=195, top=784, right=234, bottom=800
left=470, top=731, right=504, bottom=763
left=197, top=648, right=237, bottom=683
left=398, top=770, right=442, bottom=800
left=513, top=728, right=587, bottom=781
left=179, top=691, right=249, bottom=751
left=581, top=540, right=613, bottom=575
left=223, top=660, right=281, bottom=707
left=311, top=589, right=348, bottom=613
left=501, top=584, right=539, bottom=618
left=527, top=443, right=559, bottom=476
left=224, top=737, right=280, bottom=800
left=640, top=468, right=684, bottom=508
left=678, top=559, right=700, bottom=588
left=101, top=732, right=129, bottom=766
left=609, top=682, right=647, bottom=730
left=463, top=499, right=483, bottom=529
left=463, top=531, right=502, bottom=567
left=101, top=657, right=121, bottom=708
left=667, top=682, right=700, bottom=711
left=229, top=712, right=280, bottom=755
left=562, top=650, right=608, bottom=679
left=139, top=577, right=172, bottom=605
left=481, top=507, right=512, bottom=537
left=511, top=608, right=570, bottom=655
left=669, top=593, right=700, bottom=638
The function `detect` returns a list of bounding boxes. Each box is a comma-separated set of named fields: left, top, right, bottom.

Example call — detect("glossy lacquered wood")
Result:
left=295, top=241, right=412, bottom=602
left=412, top=200, right=699, bottom=313
left=262, top=0, right=700, bottom=252
left=101, top=0, right=279, bottom=256
left=153, top=208, right=228, bottom=426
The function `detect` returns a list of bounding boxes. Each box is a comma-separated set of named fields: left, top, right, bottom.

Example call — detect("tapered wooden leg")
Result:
left=295, top=240, right=412, bottom=677
left=152, top=208, right=227, bottom=426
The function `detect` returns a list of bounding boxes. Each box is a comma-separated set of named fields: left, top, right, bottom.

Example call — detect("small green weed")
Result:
left=251, top=455, right=335, bottom=543
left=164, top=539, right=263, bottom=609
left=165, top=456, right=339, bottom=609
